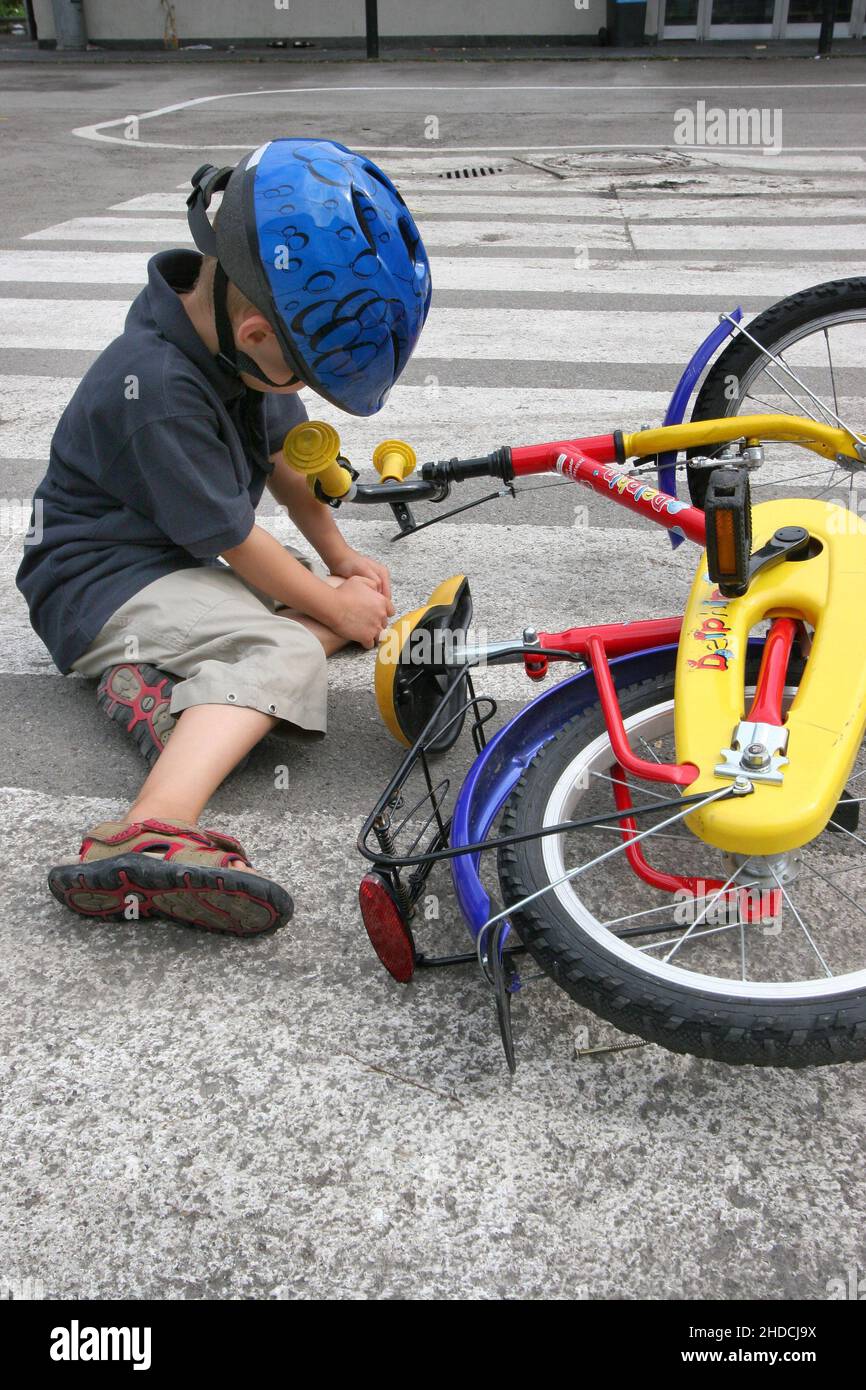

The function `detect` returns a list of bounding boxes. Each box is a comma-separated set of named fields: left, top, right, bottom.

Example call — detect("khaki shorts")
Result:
left=72, top=548, right=329, bottom=734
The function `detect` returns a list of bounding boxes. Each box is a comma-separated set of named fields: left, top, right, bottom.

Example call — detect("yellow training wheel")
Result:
left=283, top=420, right=354, bottom=499
left=375, top=576, right=472, bottom=752
left=373, top=439, right=417, bottom=484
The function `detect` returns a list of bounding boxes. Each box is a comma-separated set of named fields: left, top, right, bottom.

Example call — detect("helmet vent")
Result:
left=397, top=215, right=420, bottom=263
left=351, top=186, right=378, bottom=254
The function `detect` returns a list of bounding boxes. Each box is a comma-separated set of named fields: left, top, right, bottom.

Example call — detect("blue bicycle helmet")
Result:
left=186, top=138, right=432, bottom=416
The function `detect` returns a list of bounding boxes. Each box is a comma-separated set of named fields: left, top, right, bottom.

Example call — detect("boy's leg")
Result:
left=123, top=575, right=351, bottom=835
left=275, top=573, right=349, bottom=656
left=125, top=703, right=277, bottom=840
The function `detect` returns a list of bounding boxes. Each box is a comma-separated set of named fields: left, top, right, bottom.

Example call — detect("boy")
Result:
left=17, top=138, right=432, bottom=938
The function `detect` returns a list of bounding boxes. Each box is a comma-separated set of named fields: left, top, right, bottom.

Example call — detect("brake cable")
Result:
left=389, top=477, right=580, bottom=540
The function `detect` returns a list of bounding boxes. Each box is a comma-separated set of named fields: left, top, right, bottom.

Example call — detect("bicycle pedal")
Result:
left=704, top=466, right=752, bottom=597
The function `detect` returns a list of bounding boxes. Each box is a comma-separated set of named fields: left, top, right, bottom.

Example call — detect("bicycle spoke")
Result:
left=751, top=361, right=822, bottom=423
left=827, top=818, right=866, bottom=852
left=767, top=862, right=834, bottom=978
left=585, top=823, right=694, bottom=845
left=638, top=736, right=662, bottom=765
left=601, top=880, right=757, bottom=930
left=800, top=857, right=866, bottom=922
left=740, top=917, right=748, bottom=982
left=824, top=327, right=840, bottom=420
left=638, top=910, right=759, bottom=955
left=750, top=468, right=841, bottom=492
left=742, top=390, right=804, bottom=421
left=589, top=768, right=670, bottom=800
left=486, top=786, right=734, bottom=934
left=663, top=862, right=745, bottom=964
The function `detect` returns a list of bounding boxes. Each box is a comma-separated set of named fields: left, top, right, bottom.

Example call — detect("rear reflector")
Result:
left=359, top=873, right=415, bottom=982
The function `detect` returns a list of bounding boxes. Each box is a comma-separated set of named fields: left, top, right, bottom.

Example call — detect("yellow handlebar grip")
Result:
left=373, top=439, right=417, bottom=484
left=283, top=420, right=354, bottom=499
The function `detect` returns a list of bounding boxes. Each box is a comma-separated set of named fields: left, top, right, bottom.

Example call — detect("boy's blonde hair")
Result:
left=197, top=255, right=258, bottom=324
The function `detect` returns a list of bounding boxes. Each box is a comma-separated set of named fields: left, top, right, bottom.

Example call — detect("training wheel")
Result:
left=375, top=576, right=473, bottom=753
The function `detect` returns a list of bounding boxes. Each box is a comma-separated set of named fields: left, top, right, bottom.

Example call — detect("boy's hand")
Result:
left=328, top=576, right=395, bottom=649
left=327, top=547, right=392, bottom=603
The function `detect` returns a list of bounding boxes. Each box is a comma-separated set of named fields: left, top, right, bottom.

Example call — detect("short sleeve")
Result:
left=262, top=390, right=309, bottom=455
left=106, top=414, right=256, bottom=559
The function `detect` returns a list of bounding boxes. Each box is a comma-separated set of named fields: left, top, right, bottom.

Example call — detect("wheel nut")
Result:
left=742, top=742, right=770, bottom=770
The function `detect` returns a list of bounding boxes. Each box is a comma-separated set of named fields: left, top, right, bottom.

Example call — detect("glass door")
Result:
left=659, top=0, right=864, bottom=35
left=707, top=0, right=776, bottom=35
left=782, top=0, right=856, bottom=37
left=659, top=0, right=701, bottom=36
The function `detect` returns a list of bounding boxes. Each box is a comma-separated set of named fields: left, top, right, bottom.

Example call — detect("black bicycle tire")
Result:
left=687, top=276, right=866, bottom=508
left=497, top=663, right=866, bottom=1068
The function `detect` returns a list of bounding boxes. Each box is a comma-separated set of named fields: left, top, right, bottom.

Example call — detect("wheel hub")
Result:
left=724, top=849, right=802, bottom=888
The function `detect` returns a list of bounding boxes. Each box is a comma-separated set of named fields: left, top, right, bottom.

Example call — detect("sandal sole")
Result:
left=48, top=855, right=293, bottom=938
left=96, top=663, right=176, bottom=769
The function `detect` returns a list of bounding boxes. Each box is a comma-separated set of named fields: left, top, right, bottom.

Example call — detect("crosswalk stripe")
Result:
left=424, top=258, right=864, bottom=296
left=5, top=375, right=861, bottom=466
left=1, top=248, right=863, bottom=300
left=9, top=302, right=863, bottom=367
left=0, top=250, right=151, bottom=284
left=633, top=224, right=866, bottom=251
left=0, top=377, right=677, bottom=460
left=111, top=190, right=866, bottom=223
left=24, top=216, right=631, bottom=251
left=25, top=213, right=866, bottom=255
left=0, top=301, right=764, bottom=360
left=175, top=172, right=866, bottom=197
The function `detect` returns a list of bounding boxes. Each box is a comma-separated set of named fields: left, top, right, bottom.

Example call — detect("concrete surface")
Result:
left=1, top=58, right=866, bottom=1302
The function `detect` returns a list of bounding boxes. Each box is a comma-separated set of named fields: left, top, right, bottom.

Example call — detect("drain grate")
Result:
left=439, top=165, right=507, bottom=180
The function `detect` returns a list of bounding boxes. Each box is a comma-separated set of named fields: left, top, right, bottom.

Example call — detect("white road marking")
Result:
left=634, top=223, right=866, bottom=250
left=1, top=301, right=769, bottom=360
left=2, top=248, right=862, bottom=299
left=108, top=190, right=866, bottom=223
left=0, top=250, right=152, bottom=284
left=0, top=377, right=676, bottom=460
left=70, top=84, right=866, bottom=155
left=24, top=215, right=630, bottom=251
left=7, top=302, right=863, bottom=366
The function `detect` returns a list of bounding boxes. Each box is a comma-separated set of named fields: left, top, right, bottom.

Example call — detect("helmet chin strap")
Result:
left=212, top=263, right=299, bottom=389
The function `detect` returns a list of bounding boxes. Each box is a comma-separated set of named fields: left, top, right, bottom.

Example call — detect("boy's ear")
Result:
left=234, top=311, right=275, bottom=348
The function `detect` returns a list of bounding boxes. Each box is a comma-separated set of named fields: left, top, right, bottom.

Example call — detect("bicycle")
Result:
left=284, top=276, right=866, bottom=1072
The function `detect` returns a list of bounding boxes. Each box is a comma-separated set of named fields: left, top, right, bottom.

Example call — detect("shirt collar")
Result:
left=141, top=250, right=245, bottom=404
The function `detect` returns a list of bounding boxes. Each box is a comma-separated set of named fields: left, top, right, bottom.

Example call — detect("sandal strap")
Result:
left=201, top=826, right=250, bottom=860
left=79, top=819, right=253, bottom=871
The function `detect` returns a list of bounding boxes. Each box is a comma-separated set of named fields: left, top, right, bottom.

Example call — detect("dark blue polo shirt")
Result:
left=17, top=250, right=307, bottom=673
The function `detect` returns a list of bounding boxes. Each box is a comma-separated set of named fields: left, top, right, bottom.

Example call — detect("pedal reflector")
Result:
left=705, top=467, right=752, bottom=598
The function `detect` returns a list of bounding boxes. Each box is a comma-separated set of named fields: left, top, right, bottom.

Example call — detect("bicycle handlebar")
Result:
left=283, top=414, right=864, bottom=512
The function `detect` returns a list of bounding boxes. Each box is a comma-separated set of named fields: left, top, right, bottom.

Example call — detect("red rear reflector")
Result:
left=359, top=873, right=415, bottom=982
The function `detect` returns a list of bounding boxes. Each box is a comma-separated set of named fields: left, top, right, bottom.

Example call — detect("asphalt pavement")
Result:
left=1, top=56, right=866, bottom=1301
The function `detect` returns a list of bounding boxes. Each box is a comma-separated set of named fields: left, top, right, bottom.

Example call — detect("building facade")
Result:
left=34, top=0, right=866, bottom=47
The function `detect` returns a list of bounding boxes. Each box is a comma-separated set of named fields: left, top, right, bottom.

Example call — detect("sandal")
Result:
left=97, top=663, right=176, bottom=768
left=47, top=819, right=293, bottom=937
left=96, top=663, right=252, bottom=775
